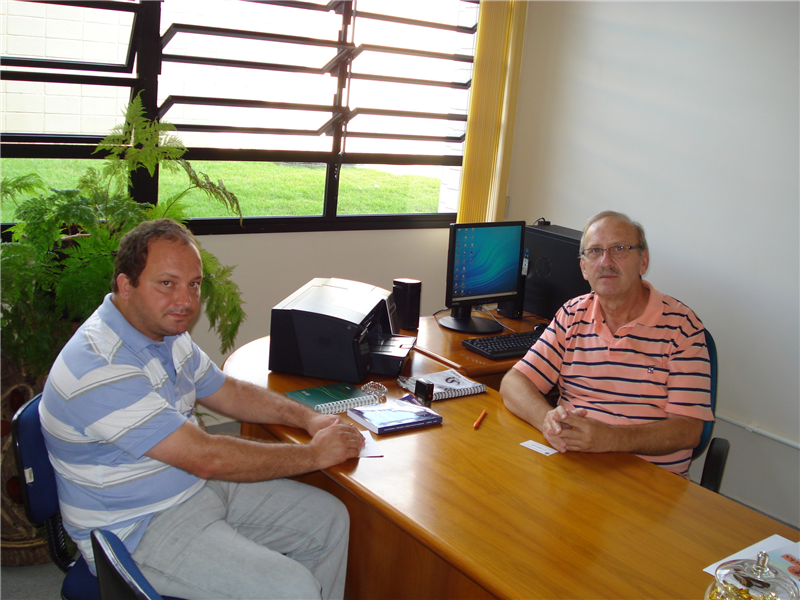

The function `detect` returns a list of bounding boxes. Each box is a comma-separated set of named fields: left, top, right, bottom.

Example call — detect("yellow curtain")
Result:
left=457, top=0, right=528, bottom=224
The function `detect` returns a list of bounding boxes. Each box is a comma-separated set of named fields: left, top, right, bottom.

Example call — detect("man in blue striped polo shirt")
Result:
left=41, top=219, right=364, bottom=600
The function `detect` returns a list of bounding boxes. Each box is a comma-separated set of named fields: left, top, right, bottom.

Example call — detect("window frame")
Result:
left=1, top=0, right=477, bottom=236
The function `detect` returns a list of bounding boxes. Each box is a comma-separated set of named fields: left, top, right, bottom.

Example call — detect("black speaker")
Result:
left=497, top=298, right=524, bottom=318
left=392, top=278, right=421, bottom=330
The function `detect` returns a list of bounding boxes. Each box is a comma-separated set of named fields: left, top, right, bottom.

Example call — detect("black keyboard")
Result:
left=462, top=329, right=542, bottom=360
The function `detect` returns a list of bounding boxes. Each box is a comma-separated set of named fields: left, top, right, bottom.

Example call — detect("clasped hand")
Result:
left=542, top=405, right=613, bottom=454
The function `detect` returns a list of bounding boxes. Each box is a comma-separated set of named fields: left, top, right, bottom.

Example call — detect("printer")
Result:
left=269, top=278, right=416, bottom=383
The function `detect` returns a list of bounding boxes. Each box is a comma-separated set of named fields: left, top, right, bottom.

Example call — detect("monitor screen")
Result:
left=440, top=221, right=526, bottom=334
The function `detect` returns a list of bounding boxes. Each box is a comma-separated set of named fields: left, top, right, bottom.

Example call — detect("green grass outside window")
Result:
left=0, top=159, right=442, bottom=221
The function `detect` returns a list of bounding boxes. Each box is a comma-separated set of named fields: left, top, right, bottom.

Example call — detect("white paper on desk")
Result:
left=704, top=534, right=797, bottom=575
left=359, top=430, right=383, bottom=458
left=521, top=440, right=557, bottom=456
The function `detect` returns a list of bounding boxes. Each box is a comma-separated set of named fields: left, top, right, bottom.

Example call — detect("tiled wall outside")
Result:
left=1, top=0, right=306, bottom=141
left=1, top=0, right=134, bottom=135
left=2, top=1, right=363, bottom=140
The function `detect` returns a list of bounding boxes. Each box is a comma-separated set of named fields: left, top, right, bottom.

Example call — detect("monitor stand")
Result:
left=439, top=306, right=503, bottom=334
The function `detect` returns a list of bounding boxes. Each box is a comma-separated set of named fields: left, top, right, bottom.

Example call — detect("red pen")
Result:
left=473, top=409, right=487, bottom=430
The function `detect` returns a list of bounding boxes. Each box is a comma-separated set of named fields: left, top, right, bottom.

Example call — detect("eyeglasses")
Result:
left=580, top=245, right=641, bottom=261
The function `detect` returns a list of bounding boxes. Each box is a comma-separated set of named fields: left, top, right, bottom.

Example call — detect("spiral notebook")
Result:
left=397, top=369, right=486, bottom=401
left=285, top=383, right=375, bottom=415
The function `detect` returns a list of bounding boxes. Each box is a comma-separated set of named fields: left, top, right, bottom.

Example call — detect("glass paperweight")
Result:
left=706, top=551, right=800, bottom=600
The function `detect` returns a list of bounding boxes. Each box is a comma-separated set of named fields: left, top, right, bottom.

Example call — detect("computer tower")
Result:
left=523, top=223, right=592, bottom=320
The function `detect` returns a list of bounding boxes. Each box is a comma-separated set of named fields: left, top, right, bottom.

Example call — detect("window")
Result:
left=1, top=0, right=478, bottom=234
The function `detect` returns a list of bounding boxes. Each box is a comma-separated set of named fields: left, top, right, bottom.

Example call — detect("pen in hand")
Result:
left=473, top=409, right=487, bottom=430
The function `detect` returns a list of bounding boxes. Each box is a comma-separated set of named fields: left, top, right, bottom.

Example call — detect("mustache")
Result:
left=597, top=267, right=621, bottom=277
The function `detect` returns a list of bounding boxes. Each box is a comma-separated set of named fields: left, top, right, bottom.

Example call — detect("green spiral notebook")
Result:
left=285, top=382, right=374, bottom=415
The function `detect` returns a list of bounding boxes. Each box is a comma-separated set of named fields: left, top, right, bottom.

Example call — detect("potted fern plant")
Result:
left=1, top=92, right=246, bottom=382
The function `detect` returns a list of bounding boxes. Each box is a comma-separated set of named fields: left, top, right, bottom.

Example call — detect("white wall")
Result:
left=506, top=1, right=799, bottom=528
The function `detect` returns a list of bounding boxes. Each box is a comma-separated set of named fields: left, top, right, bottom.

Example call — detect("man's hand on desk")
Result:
left=308, top=417, right=365, bottom=469
left=306, top=413, right=343, bottom=436
left=543, top=405, right=611, bottom=453
left=543, top=405, right=703, bottom=456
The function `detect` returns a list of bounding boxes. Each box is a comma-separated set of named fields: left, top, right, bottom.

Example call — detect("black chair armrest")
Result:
left=700, top=437, right=730, bottom=493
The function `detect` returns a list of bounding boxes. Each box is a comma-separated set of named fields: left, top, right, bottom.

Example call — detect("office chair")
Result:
left=692, top=330, right=731, bottom=493
left=91, top=529, right=164, bottom=600
left=12, top=394, right=100, bottom=600
left=12, top=395, right=185, bottom=600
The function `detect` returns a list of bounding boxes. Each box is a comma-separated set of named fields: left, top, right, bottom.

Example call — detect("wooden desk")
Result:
left=406, top=310, right=546, bottom=389
left=223, top=337, right=798, bottom=600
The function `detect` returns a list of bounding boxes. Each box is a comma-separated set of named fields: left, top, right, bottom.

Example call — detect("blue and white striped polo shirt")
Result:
left=40, top=294, right=226, bottom=573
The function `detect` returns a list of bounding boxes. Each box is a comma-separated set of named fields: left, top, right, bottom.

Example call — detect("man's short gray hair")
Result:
left=579, top=210, right=648, bottom=254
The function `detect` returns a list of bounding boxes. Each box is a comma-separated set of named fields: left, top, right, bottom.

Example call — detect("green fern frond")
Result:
left=144, top=196, right=190, bottom=223
left=97, top=94, right=145, bottom=151
left=201, top=250, right=246, bottom=355
left=1, top=242, right=59, bottom=306
left=76, top=167, right=105, bottom=194
left=0, top=241, right=70, bottom=376
left=12, top=193, right=78, bottom=253
left=94, top=91, right=186, bottom=179
left=56, top=230, right=117, bottom=322
left=1, top=173, right=45, bottom=206
left=178, top=160, right=243, bottom=221
left=98, top=194, right=150, bottom=235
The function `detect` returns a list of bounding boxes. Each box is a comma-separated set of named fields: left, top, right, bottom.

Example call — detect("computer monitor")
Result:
left=523, top=223, right=592, bottom=320
left=440, top=221, right=526, bottom=334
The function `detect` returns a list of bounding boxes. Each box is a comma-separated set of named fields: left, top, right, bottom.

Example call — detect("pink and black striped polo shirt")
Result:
left=513, top=281, right=713, bottom=475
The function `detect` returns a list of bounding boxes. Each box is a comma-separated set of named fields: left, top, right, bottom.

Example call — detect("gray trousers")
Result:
left=131, top=478, right=349, bottom=600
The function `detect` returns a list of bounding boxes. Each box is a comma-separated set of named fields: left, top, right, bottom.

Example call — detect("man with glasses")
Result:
left=500, top=211, right=713, bottom=476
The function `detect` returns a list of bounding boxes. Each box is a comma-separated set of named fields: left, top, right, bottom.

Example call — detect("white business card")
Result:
left=359, top=430, right=383, bottom=457
left=521, top=440, right=557, bottom=456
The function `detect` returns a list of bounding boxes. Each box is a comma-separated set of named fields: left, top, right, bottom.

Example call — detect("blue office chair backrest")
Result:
left=12, top=395, right=186, bottom=600
left=91, top=529, right=164, bottom=600
left=12, top=394, right=60, bottom=526
left=12, top=394, right=100, bottom=599
left=692, top=329, right=718, bottom=460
